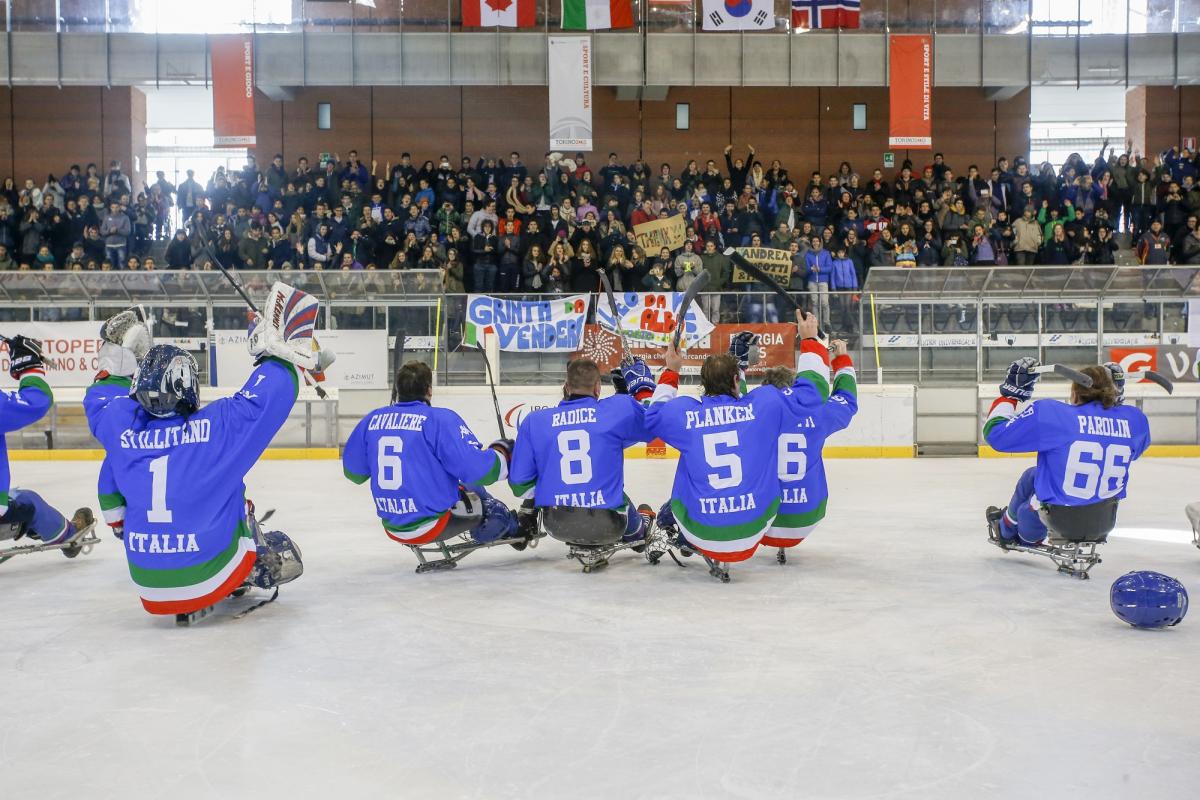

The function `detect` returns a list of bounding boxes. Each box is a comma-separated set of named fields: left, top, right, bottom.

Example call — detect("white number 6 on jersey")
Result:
left=377, top=436, right=404, bottom=490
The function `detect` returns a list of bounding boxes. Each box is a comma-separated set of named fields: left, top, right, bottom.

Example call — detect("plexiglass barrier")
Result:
left=0, top=266, right=1195, bottom=387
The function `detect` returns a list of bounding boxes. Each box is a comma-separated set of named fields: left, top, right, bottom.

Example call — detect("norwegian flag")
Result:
left=791, top=0, right=859, bottom=29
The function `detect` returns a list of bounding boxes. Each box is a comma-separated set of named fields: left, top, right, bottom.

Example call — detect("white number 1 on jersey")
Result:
left=147, top=454, right=173, bottom=523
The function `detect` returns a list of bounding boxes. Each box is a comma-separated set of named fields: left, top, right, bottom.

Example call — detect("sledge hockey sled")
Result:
left=408, top=491, right=540, bottom=575
left=0, top=508, right=99, bottom=566
left=175, top=505, right=303, bottom=626
left=645, top=517, right=731, bottom=583
left=987, top=498, right=1119, bottom=580
left=540, top=506, right=646, bottom=574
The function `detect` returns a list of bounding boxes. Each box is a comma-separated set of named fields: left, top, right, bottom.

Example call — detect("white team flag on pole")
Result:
left=702, top=0, right=775, bottom=30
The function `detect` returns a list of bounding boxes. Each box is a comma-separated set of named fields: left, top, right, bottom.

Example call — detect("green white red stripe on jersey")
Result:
left=382, top=510, right=451, bottom=544
left=795, top=340, right=831, bottom=401
left=98, top=491, right=126, bottom=525
left=132, top=518, right=258, bottom=615
left=671, top=496, right=779, bottom=561
left=983, top=397, right=1018, bottom=439
left=831, top=355, right=857, bottom=397
left=18, top=372, right=52, bottom=402
left=651, top=369, right=679, bottom=403
left=762, top=523, right=819, bottom=548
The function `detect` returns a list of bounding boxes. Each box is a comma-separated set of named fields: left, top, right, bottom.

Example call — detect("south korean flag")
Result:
left=703, top=0, right=774, bottom=30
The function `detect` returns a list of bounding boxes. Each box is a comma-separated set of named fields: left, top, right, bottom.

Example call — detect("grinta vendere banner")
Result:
left=465, top=294, right=592, bottom=352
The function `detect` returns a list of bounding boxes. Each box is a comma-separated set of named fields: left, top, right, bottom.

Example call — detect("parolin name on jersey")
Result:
left=1078, top=415, right=1132, bottom=438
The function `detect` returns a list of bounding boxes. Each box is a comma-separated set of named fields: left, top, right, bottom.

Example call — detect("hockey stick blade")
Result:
left=724, top=248, right=800, bottom=310
left=672, top=270, right=711, bottom=350
left=1032, top=363, right=1094, bottom=387
left=1139, top=370, right=1174, bottom=394
left=474, top=342, right=506, bottom=437
left=596, top=270, right=634, bottom=364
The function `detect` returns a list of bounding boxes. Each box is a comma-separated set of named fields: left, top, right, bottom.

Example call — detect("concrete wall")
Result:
left=0, top=86, right=147, bottom=194
left=253, top=86, right=1031, bottom=177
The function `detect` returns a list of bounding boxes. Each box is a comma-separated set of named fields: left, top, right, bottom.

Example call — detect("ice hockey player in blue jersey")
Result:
left=84, top=287, right=321, bottom=620
left=758, top=338, right=858, bottom=560
left=507, top=357, right=658, bottom=569
left=983, top=358, right=1150, bottom=547
left=0, top=335, right=97, bottom=562
left=342, top=360, right=521, bottom=566
left=646, top=312, right=829, bottom=576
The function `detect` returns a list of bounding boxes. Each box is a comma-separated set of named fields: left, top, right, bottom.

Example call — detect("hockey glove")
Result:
left=620, top=357, right=656, bottom=397
left=609, top=367, right=628, bottom=394
left=1102, top=361, right=1125, bottom=404
left=109, top=520, right=124, bottom=541
left=488, top=438, right=515, bottom=465
left=1000, top=357, right=1041, bottom=402
left=100, top=307, right=153, bottom=361
left=246, top=282, right=320, bottom=371
left=6, top=335, right=44, bottom=379
left=729, top=331, right=762, bottom=371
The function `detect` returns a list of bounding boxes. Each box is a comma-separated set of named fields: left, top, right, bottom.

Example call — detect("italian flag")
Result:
left=463, top=322, right=493, bottom=347
left=562, top=0, right=634, bottom=29
left=463, top=0, right=537, bottom=27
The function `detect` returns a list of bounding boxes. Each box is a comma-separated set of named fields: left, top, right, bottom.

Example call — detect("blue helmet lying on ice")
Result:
left=131, top=344, right=200, bottom=418
left=1110, top=571, right=1188, bottom=629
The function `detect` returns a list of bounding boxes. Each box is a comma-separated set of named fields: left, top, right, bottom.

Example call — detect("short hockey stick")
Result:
left=1033, top=363, right=1094, bottom=387
left=1139, top=370, right=1175, bottom=394
left=474, top=341, right=506, bottom=438
left=597, top=270, right=635, bottom=365
left=671, top=269, right=710, bottom=350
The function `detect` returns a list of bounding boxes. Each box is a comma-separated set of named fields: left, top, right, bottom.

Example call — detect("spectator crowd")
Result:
left=4, top=139, right=1200, bottom=307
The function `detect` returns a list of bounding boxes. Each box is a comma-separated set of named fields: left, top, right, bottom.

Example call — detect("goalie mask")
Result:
left=131, top=344, right=200, bottom=418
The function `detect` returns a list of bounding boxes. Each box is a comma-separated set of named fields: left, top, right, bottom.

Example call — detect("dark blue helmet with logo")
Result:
left=131, top=344, right=199, bottom=418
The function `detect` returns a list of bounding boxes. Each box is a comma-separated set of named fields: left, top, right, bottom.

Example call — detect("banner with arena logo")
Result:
left=212, top=328, right=388, bottom=389
left=888, top=34, right=932, bottom=149
left=211, top=35, right=256, bottom=147
left=548, top=37, right=593, bottom=150
left=731, top=246, right=794, bottom=285
left=465, top=294, right=591, bottom=352
left=575, top=323, right=796, bottom=375
left=596, top=291, right=716, bottom=347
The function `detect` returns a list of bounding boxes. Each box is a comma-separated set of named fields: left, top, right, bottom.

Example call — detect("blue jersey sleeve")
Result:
left=0, top=374, right=53, bottom=434
left=614, top=394, right=651, bottom=446
left=983, top=398, right=1074, bottom=454
left=822, top=354, right=859, bottom=433
left=429, top=409, right=506, bottom=487
left=85, top=375, right=134, bottom=437
left=97, top=456, right=127, bottom=527
left=342, top=415, right=370, bottom=484
left=208, top=358, right=301, bottom=475
left=508, top=415, right=538, bottom=498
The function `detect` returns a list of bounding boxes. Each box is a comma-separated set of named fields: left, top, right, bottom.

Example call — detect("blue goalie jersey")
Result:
left=342, top=401, right=506, bottom=543
left=983, top=397, right=1151, bottom=506
left=508, top=394, right=651, bottom=509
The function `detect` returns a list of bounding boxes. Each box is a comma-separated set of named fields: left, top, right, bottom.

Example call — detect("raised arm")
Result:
left=0, top=335, right=52, bottom=434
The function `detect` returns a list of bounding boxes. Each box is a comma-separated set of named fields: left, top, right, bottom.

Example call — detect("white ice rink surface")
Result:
left=2, top=457, right=1199, bottom=800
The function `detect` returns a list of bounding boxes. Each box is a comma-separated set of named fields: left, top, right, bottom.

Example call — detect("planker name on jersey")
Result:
left=552, top=489, right=607, bottom=507
left=698, top=493, right=756, bottom=514
left=368, top=412, right=426, bottom=432
left=376, top=496, right=418, bottom=515
left=125, top=531, right=200, bottom=554
left=685, top=404, right=755, bottom=430
left=119, top=419, right=211, bottom=450
left=552, top=407, right=597, bottom=427
left=1077, top=415, right=1132, bottom=438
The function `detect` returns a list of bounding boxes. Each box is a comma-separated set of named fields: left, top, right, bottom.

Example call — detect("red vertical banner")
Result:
left=888, top=34, right=932, bottom=150
left=212, top=35, right=256, bottom=148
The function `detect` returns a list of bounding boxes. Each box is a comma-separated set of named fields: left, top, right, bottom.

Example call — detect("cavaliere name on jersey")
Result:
left=342, top=401, right=507, bottom=544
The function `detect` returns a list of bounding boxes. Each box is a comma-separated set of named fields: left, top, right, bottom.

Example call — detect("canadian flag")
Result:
left=463, top=0, right=537, bottom=27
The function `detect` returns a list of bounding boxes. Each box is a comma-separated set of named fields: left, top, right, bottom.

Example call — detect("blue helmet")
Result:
left=131, top=344, right=199, bottom=418
left=1110, top=571, right=1188, bottom=629
left=1102, top=361, right=1126, bottom=404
